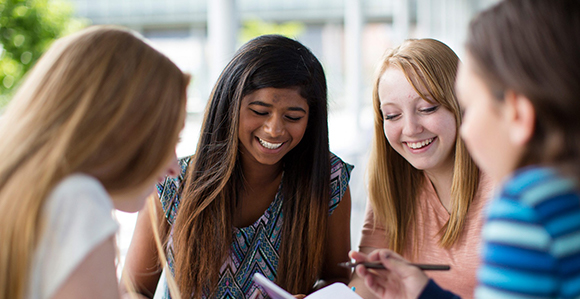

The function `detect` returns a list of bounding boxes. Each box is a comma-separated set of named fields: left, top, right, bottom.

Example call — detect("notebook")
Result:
left=252, top=273, right=363, bottom=299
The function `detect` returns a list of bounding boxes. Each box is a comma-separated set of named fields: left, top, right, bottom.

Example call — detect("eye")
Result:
left=250, top=109, right=268, bottom=116
left=285, top=115, right=304, bottom=121
left=384, top=114, right=400, bottom=121
left=420, top=105, right=439, bottom=114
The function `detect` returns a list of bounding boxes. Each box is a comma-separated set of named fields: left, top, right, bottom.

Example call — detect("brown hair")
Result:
left=0, top=25, right=189, bottom=299
left=466, top=0, right=580, bottom=179
left=368, top=38, right=480, bottom=254
left=172, top=35, right=330, bottom=297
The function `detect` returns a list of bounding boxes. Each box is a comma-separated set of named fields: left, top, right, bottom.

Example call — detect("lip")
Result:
left=404, top=137, right=436, bottom=153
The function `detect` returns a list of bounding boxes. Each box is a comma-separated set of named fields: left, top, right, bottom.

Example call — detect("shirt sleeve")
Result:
left=419, top=280, right=461, bottom=299
left=328, top=152, right=354, bottom=214
left=475, top=167, right=580, bottom=298
left=30, top=175, right=118, bottom=299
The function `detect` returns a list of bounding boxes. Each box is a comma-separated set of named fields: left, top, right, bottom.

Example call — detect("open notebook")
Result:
left=253, top=273, right=363, bottom=299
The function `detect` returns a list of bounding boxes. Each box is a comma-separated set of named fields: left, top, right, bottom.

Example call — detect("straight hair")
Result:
left=0, top=26, right=189, bottom=299
left=368, top=39, right=480, bottom=254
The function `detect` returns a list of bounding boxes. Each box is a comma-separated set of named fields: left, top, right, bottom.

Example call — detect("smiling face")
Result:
left=378, top=67, right=457, bottom=174
left=238, top=87, right=309, bottom=169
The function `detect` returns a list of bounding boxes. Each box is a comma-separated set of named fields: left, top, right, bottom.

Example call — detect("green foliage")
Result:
left=0, top=0, right=86, bottom=108
left=240, top=19, right=305, bottom=44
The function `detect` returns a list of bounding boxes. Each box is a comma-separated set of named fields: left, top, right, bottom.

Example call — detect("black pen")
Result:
left=338, top=261, right=450, bottom=271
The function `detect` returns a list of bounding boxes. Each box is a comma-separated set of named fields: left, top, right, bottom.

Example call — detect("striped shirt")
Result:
left=420, top=166, right=580, bottom=299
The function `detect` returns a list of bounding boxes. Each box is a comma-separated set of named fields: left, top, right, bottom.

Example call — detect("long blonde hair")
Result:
left=0, top=25, right=189, bottom=299
left=368, top=38, right=480, bottom=254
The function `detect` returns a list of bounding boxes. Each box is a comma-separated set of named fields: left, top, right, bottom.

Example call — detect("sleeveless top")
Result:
left=158, top=152, right=353, bottom=298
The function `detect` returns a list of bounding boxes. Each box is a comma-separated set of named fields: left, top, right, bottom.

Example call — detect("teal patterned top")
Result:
left=157, top=152, right=353, bottom=298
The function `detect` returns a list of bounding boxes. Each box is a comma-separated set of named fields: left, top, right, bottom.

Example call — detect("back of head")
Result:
left=0, top=25, right=188, bottom=298
left=467, top=0, right=580, bottom=175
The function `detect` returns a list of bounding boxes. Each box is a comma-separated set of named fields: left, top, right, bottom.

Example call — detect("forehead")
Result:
left=378, top=67, right=431, bottom=106
left=243, top=87, right=308, bottom=107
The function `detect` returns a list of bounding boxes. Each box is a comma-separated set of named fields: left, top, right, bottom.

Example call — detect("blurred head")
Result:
left=372, top=38, right=466, bottom=175
left=459, top=0, right=580, bottom=181
left=20, top=25, right=187, bottom=200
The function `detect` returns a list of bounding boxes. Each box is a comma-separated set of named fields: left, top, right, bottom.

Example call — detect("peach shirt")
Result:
left=359, top=174, right=494, bottom=299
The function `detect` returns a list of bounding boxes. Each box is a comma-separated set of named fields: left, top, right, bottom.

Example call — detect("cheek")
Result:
left=383, top=122, right=399, bottom=145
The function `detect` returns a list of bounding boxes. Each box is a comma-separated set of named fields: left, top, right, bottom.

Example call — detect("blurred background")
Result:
left=1, top=0, right=499, bottom=296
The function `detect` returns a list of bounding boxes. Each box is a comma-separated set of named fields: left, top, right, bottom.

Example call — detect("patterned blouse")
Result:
left=157, top=152, right=353, bottom=298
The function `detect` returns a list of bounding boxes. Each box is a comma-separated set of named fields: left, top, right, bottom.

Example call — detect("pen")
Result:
left=338, top=261, right=450, bottom=271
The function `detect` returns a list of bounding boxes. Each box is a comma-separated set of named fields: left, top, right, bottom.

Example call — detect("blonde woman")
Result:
left=0, top=26, right=189, bottom=299
left=349, top=39, right=492, bottom=299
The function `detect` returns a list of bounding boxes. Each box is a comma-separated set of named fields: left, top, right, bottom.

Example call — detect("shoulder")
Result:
left=486, top=165, right=580, bottom=244
left=329, top=152, right=354, bottom=213
left=47, top=174, right=113, bottom=214
left=31, top=174, right=118, bottom=298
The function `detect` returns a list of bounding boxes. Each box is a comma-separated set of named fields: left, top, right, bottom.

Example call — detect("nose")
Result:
left=263, top=114, right=284, bottom=138
left=402, top=114, right=423, bottom=136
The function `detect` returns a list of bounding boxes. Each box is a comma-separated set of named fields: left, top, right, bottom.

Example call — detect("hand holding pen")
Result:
left=348, top=249, right=432, bottom=299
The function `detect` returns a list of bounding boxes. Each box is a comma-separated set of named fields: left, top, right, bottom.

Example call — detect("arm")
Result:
left=120, top=194, right=165, bottom=299
left=317, top=186, right=353, bottom=287
left=52, top=236, right=120, bottom=299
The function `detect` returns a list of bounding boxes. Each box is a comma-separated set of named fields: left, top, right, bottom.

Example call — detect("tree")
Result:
left=0, top=0, right=85, bottom=108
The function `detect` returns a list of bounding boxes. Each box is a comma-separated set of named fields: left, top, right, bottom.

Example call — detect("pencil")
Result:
left=338, top=261, right=450, bottom=271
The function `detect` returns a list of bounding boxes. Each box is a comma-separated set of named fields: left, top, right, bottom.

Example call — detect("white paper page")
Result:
left=306, top=283, right=363, bottom=299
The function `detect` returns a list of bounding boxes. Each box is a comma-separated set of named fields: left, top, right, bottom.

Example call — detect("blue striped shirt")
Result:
left=419, top=166, right=580, bottom=299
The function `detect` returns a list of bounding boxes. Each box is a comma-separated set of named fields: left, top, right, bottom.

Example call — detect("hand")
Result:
left=349, top=249, right=429, bottom=299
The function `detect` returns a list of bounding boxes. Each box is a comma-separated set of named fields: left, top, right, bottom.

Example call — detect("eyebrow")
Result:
left=248, top=101, right=307, bottom=113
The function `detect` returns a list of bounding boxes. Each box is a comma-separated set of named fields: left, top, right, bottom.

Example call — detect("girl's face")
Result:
left=111, top=152, right=181, bottom=212
left=455, top=54, right=521, bottom=182
left=379, top=67, right=457, bottom=174
left=238, top=87, right=309, bottom=168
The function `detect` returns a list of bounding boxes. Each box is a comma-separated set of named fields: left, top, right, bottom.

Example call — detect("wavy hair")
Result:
left=367, top=39, right=480, bottom=254
left=172, top=34, right=330, bottom=297
left=0, top=25, right=189, bottom=299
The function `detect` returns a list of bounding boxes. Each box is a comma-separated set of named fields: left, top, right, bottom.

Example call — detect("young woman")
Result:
left=122, top=34, right=353, bottom=299
left=349, top=38, right=492, bottom=299
left=0, top=26, right=189, bottom=299
left=353, top=1, right=580, bottom=298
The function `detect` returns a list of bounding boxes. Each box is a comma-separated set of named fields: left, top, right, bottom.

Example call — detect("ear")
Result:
left=503, top=90, right=535, bottom=146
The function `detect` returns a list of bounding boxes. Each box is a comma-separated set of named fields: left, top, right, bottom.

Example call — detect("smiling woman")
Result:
left=121, top=34, right=354, bottom=299
left=349, top=38, right=493, bottom=299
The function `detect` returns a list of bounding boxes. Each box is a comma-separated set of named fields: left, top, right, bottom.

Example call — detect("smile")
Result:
left=406, top=137, right=435, bottom=149
left=258, top=137, right=283, bottom=149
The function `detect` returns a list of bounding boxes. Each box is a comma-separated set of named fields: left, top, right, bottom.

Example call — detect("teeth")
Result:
left=407, top=138, right=434, bottom=149
left=258, top=138, right=283, bottom=149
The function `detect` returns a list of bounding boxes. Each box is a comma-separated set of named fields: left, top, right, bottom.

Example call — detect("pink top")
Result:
left=359, top=174, right=494, bottom=299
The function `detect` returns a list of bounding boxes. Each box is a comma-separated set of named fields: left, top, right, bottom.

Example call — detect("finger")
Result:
left=349, top=250, right=368, bottom=262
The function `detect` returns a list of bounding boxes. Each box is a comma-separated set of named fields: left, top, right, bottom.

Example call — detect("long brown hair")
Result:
left=367, top=39, right=480, bottom=254
left=171, top=35, right=330, bottom=297
left=0, top=25, right=189, bottom=299
left=466, top=0, right=580, bottom=181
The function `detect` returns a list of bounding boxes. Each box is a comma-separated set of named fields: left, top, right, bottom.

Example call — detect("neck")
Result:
left=424, top=162, right=455, bottom=212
